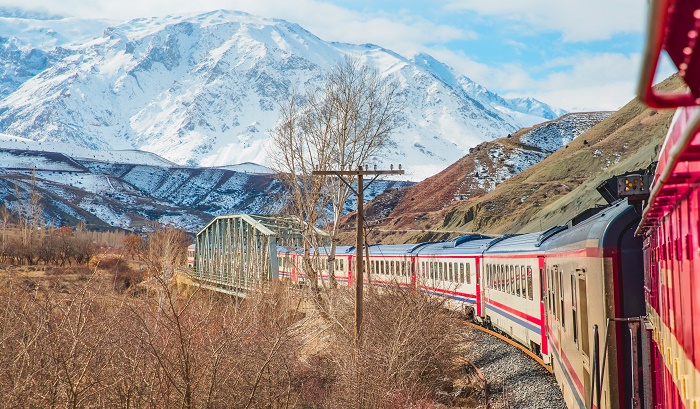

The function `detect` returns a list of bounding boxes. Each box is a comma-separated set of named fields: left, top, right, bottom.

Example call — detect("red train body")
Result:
left=637, top=0, right=700, bottom=407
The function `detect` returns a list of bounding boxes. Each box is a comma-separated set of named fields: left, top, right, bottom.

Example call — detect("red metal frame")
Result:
left=639, top=0, right=700, bottom=108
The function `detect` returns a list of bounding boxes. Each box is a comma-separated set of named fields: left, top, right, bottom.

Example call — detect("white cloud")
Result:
left=444, top=0, right=646, bottom=42
left=0, top=0, right=471, bottom=57
left=422, top=48, right=651, bottom=111
left=511, top=53, right=644, bottom=111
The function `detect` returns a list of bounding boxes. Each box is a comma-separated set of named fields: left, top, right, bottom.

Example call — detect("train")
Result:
left=278, top=196, right=647, bottom=409
left=196, top=2, right=700, bottom=408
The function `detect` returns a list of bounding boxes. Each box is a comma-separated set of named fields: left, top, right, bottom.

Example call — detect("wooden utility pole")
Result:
left=312, top=165, right=404, bottom=352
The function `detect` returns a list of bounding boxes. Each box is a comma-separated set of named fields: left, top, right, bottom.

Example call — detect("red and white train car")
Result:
left=480, top=232, right=548, bottom=361
left=637, top=0, right=700, bottom=407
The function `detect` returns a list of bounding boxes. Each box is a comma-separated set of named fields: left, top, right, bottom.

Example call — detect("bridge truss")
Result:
left=192, top=214, right=321, bottom=295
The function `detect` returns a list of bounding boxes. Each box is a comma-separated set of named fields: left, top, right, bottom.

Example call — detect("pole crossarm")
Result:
left=312, top=170, right=405, bottom=176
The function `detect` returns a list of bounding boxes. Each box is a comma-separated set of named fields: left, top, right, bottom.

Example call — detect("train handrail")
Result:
left=483, top=234, right=517, bottom=251
left=638, top=0, right=700, bottom=108
left=535, top=225, right=568, bottom=247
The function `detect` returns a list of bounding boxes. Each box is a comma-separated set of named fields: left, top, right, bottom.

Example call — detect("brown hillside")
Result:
left=342, top=75, right=684, bottom=244
left=384, top=112, right=610, bottom=218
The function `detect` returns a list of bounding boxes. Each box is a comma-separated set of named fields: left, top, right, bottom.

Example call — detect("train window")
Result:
left=448, top=263, right=453, bottom=282
left=497, top=265, right=502, bottom=292
left=552, top=269, right=557, bottom=315
left=687, top=235, right=694, bottom=261
left=559, top=268, right=565, bottom=329
left=578, top=274, right=589, bottom=357
left=494, top=265, right=498, bottom=291
left=466, top=263, right=471, bottom=284
left=506, top=265, right=510, bottom=293
left=438, top=263, right=443, bottom=281
left=527, top=267, right=533, bottom=301
left=571, top=274, right=578, bottom=347
left=505, top=265, right=511, bottom=294
left=459, top=263, right=464, bottom=284
left=507, top=266, right=515, bottom=295
left=501, top=265, right=506, bottom=292
left=498, top=265, right=503, bottom=291
left=515, top=266, right=521, bottom=297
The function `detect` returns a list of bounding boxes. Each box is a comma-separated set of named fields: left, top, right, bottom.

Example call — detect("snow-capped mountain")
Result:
left=0, top=9, right=565, bottom=181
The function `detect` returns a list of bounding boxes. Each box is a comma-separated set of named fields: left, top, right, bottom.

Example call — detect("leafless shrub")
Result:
left=319, top=285, right=462, bottom=408
left=0, top=257, right=461, bottom=409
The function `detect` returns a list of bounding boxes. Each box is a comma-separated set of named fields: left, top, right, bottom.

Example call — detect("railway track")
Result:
left=460, top=319, right=564, bottom=409
left=462, top=320, right=553, bottom=374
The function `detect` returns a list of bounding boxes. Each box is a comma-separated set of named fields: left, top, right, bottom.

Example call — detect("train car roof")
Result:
left=484, top=232, right=545, bottom=254
left=539, top=200, right=634, bottom=251
left=365, top=244, right=421, bottom=256
left=413, top=237, right=494, bottom=256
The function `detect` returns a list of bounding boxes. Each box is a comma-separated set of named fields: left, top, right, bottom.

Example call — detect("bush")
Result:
left=112, top=265, right=144, bottom=292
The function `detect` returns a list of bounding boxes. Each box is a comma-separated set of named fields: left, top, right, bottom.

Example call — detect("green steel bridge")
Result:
left=187, top=214, right=325, bottom=296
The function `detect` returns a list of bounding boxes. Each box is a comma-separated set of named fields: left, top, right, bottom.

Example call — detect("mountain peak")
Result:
left=0, top=9, right=565, bottom=181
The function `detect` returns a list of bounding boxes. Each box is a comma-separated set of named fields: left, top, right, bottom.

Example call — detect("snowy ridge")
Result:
left=0, top=9, right=565, bottom=181
left=456, top=112, right=612, bottom=200
left=518, top=112, right=613, bottom=153
left=0, top=148, right=411, bottom=232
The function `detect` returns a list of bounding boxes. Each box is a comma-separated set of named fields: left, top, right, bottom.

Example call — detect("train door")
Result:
left=476, top=257, right=482, bottom=317
left=538, top=256, right=550, bottom=364
left=410, top=256, right=417, bottom=289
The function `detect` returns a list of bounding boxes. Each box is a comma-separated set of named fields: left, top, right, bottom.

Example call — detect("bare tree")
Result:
left=0, top=204, right=11, bottom=262
left=13, top=171, right=43, bottom=265
left=269, top=57, right=402, bottom=289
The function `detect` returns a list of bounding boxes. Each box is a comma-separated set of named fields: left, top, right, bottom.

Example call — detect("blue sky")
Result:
left=1, top=0, right=673, bottom=112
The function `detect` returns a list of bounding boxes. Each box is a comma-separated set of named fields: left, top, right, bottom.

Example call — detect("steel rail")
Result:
left=461, top=320, right=553, bottom=374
